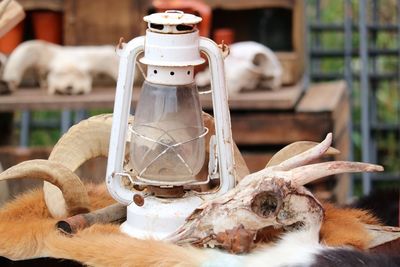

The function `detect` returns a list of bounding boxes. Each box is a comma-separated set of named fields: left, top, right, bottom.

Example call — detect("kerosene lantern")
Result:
left=106, top=10, right=236, bottom=239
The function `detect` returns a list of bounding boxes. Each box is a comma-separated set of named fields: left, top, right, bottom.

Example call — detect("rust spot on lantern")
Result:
left=133, top=194, right=145, bottom=207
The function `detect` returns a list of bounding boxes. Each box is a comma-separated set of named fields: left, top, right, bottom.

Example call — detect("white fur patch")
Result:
left=202, top=226, right=321, bottom=267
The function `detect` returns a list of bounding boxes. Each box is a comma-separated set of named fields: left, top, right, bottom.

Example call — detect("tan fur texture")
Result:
left=0, top=182, right=380, bottom=265
left=0, top=184, right=206, bottom=266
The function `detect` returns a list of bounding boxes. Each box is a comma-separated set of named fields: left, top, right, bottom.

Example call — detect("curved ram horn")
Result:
left=44, top=113, right=116, bottom=218
left=290, top=161, right=384, bottom=187
left=48, top=113, right=115, bottom=170
left=0, top=159, right=90, bottom=215
left=272, top=133, right=336, bottom=171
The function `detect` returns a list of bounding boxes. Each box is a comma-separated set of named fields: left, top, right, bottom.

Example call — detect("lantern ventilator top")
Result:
left=140, top=10, right=205, bottom=85
left=143, top=10, right=202, bottom=33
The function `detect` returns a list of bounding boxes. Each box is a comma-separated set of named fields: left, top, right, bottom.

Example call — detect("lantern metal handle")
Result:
left=106, top=36, right=145, bottom=205
left=199, top=37, right=236, bottom=195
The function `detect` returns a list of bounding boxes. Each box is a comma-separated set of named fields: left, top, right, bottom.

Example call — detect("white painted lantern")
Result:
left=106, top=10, right=236, bottom=239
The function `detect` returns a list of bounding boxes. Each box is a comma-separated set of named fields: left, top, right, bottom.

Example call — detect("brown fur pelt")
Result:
left=0, top=182, right=381, bottom=266
left=320, top=203, right=380, bottom=249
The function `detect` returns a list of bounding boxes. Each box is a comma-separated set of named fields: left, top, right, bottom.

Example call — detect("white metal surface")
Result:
left=140, top=30, right=204, bottom=67
left=121, top=195, right=203, bottom=239
left=106, top=36, right=144, bottom=205
left=146, top=65, right=194, bottom=85
left=144, top=10, right=202, bottom=25
left=200, top=37, right=236, bottom=195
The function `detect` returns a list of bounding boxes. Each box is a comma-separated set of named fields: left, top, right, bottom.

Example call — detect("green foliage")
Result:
left=308, top=0, right=400, bottom=196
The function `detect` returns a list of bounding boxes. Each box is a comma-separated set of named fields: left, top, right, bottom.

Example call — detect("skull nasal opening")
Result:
left=251, top=192, right=280, bottom=217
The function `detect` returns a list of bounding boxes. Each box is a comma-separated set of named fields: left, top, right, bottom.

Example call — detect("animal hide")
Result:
left=0, top=186, right=398, bottom=267
left=0, top=114, right=399, bottom=266
left=1, top=40, right=120, bottom=95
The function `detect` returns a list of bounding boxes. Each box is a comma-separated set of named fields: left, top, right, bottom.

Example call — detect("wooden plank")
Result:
left=332, top=92, right=350, bottom=140
left=0, top=87, right=116, bottom=111
left=0, top=82, right=303, bottom=112
left=19, top=0, right=63, bottom=11
left=231, top=112, right=332, bottom=145
left=297, top=80, right=350, bottom=154
left=203, top=0, right=294, bottom=10
left=277, top=52, right=302, bottom=85
left=292, top=0, right=305, bottom=85
left=241, top=152, right=273, bottom=173
left=201, top=81, right=303, bottom=110
left=296, top=80, right=347, bottom=113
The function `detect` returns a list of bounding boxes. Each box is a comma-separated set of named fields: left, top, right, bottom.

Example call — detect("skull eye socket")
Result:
left=251, top=192, right=280, bottom=217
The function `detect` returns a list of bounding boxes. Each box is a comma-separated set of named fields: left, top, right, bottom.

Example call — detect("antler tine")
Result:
left=273, top=133, right=333, bottom=171
left=290, top=161, right=384, bottom=187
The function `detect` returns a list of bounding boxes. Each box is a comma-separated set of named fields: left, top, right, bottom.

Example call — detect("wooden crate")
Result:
left=63, top=0, right=150, bottom=45
left=224, top=81, right=350, bottom=203
left=206, top=0, right=305, bottom=85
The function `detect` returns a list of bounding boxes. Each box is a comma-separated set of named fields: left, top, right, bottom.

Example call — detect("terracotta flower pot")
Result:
left=0, top=21, right=24, bottom=54
left=31, top=11, right=63, bottom=44
left=213, top=28, right=235, bottom=45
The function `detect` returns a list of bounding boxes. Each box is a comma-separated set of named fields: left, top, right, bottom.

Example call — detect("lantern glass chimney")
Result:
left=130, top=80, right=205, bottom=183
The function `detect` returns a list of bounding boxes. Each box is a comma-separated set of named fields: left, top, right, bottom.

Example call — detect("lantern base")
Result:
left=120, top=195, right=203, bottom=239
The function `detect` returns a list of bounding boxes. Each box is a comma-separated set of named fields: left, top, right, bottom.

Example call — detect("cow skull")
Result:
left=196, top=41, right=283, bottom=94
left=168, top=134, right=383, bottom=253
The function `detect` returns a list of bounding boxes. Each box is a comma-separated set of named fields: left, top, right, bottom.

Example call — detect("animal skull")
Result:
left=195, top=41, right=283, bottom=94
left=167, top=134, right=383, bottom=253
left=1, top=40, right=120, bottom=95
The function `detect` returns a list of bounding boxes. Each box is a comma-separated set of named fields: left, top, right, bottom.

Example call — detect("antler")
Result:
left=167, top=133, right=383, bottom=253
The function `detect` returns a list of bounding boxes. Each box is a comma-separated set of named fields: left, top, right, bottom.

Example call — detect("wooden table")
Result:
left=0, top=82, right=302, bottom=112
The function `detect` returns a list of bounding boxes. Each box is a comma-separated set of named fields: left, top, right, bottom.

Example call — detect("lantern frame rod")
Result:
left=106, top=36, right=145, bottom=205
left=199, top=37, right=236, bottom=195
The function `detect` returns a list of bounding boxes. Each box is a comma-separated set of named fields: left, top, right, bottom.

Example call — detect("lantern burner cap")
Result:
left=144, top=10, right=202, bottom=34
